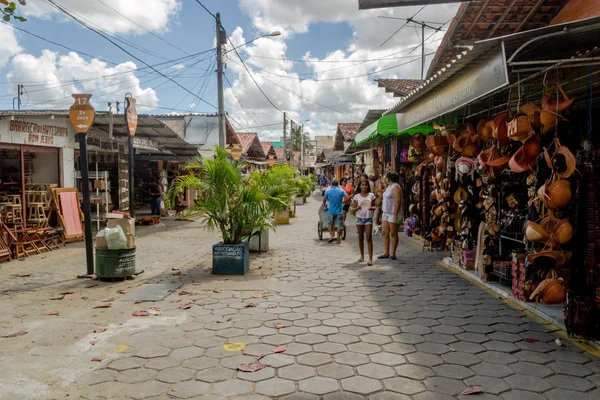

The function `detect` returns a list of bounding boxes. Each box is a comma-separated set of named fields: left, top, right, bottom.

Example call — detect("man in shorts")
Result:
left=322, top=178, right=347, bottom=244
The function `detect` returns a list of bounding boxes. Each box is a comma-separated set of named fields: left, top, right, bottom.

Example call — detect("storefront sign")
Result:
left=125, top=96, right=138, bottom=136
left=0, top=117, right=75, bottom=148
left=305, top=155, right=317, bottom=166
left=69, top=94, right=95, bottom=133
left=394, top=45, right=508, bottom=133
left=132, top=137, right=159, bottom=152
left=8, top=120, right=68, bottom=146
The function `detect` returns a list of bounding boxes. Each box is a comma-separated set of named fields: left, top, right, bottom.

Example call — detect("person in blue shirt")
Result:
left=322, top=178, right=347, bottom=244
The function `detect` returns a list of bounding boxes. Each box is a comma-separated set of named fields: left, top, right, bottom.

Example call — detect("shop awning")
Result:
left=354, top=114, right=437, bottom=145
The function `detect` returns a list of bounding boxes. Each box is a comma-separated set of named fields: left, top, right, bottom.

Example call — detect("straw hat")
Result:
left=508, top=115, right=534, bottom=142
left=542, top=83, right=574, bottom=112
left=519, top=103, right=540, bottom=117
left=477, top=119, right=494, bottom=142
left=509, top=146, right=533, bottom=173
left=456, top=157, right=476, bottom=176
left=545, top=178, right=572, bottom=209
left=411, top=134, right=425, bottom=151
left=545, top=142, right=576, bottom=179
left=492, top=113, right=509, bottom=146
left=454, top=187, right=468, bottom=205
left=540, top=109, right=567, bottom=129
left=526, top=250, right=571, bottom=268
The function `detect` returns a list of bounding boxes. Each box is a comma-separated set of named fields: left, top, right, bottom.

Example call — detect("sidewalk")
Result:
left=1, top=193, right=599, bottom=399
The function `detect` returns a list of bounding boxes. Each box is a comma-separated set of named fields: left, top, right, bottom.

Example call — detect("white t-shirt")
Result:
left=353, top=193, right=376, bottom=219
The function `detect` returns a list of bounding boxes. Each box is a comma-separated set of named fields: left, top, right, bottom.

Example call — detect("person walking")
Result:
left=378, top=171, right=402, bottom=260
left=340, top=177, right=354, bottom=222
left=322, top=178, right=346, bottom=244
left=351, top=180, right=376, bottom=265
left=150, top=181, right=163, bottom=216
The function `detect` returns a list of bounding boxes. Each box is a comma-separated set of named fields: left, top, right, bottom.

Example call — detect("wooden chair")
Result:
left=11, top=224, right=41, bottom=258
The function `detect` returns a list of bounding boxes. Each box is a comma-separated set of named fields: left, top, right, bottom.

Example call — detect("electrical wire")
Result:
left=194, top=0, right=217, bottom=19
left=380, top=5, right=426, bottom=47
left=45, top=0, right=217, bottom=110
left=224, top=73, right=261, bottom=132
left=94, top=0, right=190, bottom=55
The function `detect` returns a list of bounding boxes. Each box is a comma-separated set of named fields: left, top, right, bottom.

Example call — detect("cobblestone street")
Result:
left=1, top=194, right=600, bottom=399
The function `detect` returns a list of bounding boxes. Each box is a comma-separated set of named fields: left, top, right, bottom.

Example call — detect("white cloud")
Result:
left=6, top=51, right=159, bottom=111
left=0, top=23, right=22, bottom=69
left=23, top=0, right=182, bottom=35
left=226, top=1, right=458, bottom=140
left=171, top=63, right=185, bottom=70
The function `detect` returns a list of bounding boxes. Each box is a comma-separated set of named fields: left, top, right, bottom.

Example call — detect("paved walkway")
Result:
left=1, top=193, right=600, bottom=399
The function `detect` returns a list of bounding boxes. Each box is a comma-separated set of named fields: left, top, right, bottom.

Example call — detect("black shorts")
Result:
left=343, top=204, right=350, bottom=212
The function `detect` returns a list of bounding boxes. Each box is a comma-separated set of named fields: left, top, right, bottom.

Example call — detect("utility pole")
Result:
left=283, top=112, right=287, bottom=162
left=216, top=12, right=226, bottom=148
left=421, top=23, right=425, bottom=81
left=301, top=123, right=305, bottom=170
left=13, top=84, right=23, bottom=110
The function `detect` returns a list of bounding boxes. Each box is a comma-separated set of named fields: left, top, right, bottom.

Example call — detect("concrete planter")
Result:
left=296, top=196, right=305, bottom=205
left=212, top=242, right=249, bottom=275
left=290, top=201, right=297, bottom=218
left=249, top=230, right=269, bottom=253
left=275, top=210, right=290, bottom=225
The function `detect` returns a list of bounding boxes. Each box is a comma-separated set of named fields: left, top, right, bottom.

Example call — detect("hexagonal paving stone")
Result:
left=341, top=376, right=382, bottom=395
left=464, top=376, right=510, bottom=395
left=329, top=333, right=360, bottom=344
left=432, top=364, right=474, bottom=380
left=395, top=364, right=434, bottom=380
left=195, top=366, right=234, bottom=383
left=440, top=352, right=480, bottom=367
left=115, top=368, right=155, bottom=384
left=502, top=390, right=547, bottom=400
left=285, top=343, right=312, bottom=355
left=124, top=381, right=169, bottom=399
left=162, top=337, right=195, bottom=349
left=299, top=376, right=339, bottom=395
left=348, top=342, right=380, bottom=355
left=156, top=367, right=195, bottom=383
left=357, top=363, right=395, bottom=379
left=170, top=346, right=204, bottom=360
left=136, top=346, right=171, bottom=358
left=369, top=352, right=406, bottom=366
left=145, top=356, right=181, bottom=370
left=423, top=376, right=466, bottom=395
left=548, top=361, right=593, bottom=377
left=415, top=342, right=452, bottom=355
left=181, top=357, right=219, bottom=372
left=260, top=353, right=295, bottom=368
left=317, top=363, right=355, bottom=379
left=169, top=380, right=211, bottom=398
left=340, top=325, right=370, bottom=335
left=482, top=340, right=520, bottom=353
left=255, top=377, right=296, bottom=397
left=334, top=351, right=370, bottom=366
left=370, top=393, right=411, bottom=400
left=243, top=343, right=275, bottom=356
left=298, top=352, right=332, bottom=366
left=107, top=357, right=146, bottom=371
left=309, top=326, right=339, bottom=335
left=547, top=374, right=596, bottom=392
left=296, top=333, right=327, bottom=344
left=313, top=342, right=347, bottom=354
left=220, top=354, right=256, bottom=370
left=545, top=388, right=599, bottom=400
left=216, top=328, right=247, bottom=339
left=455, top=332, right=490, bottom=344
left=205, top=345, right=240, bottom=359
left=279, top=364, right=315, bottom=380
left=82, top=369, right=117, bottom=385
left=212, top=379, right=252, bottom=397
left=383, top=343, right=416, bottom=355
left=406, top=352, right=443, bottom=367
left=478, top=351, right=518, bottom=365
left=504, top=374, right=552, bottom=393
left=238, top=367, right=276, bottom=382
left=352, top=318, right=380, bottom=327
left=383, top=377, right=426, bottom=395
left=392, top=333, right=425, bottom=344
left=194, top=336, right=226, bottom=348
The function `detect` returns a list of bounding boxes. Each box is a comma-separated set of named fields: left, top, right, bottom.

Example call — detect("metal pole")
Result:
left=128, top=135, right=135, bottom=218
left=216, top=12, right=226, bottom=149
left=17, top=84, right=21, bottom=110
left=78, top=132, right=94, bottom=276
left=421, top=24, right=425, bottom=81
left=282, top=112, right=287, bottom=162
left=301, top=124, right=305, bottom=169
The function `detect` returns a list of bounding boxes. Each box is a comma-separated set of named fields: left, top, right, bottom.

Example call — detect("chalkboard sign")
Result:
left=214, top=245, right=244, bottom=258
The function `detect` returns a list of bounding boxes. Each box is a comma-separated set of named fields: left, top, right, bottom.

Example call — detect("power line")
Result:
left=223, top=73, right=261, bottom=132
left=94, top=0, right=190, bottom=55
left=45, top=0, right=217, bottom=110
left=194, top=0, right=217, bottom=19
left=380, top=5, right=426, bottom=47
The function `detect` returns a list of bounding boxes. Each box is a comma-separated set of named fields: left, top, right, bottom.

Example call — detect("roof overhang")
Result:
left=358, top=0, right=470, bottom=9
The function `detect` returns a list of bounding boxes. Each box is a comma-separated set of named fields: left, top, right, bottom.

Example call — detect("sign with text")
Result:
left=69, top=94, right=95, bottom=133
left=394, top=45, right=508, bottom=134
left=9, top=119, right=68, bottom=146
left=0, top=118, right=74, bottom=148
left=125, top=96, right=138, bottom=136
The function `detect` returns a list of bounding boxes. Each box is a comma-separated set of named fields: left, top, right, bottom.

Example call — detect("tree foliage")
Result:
left=290, top=123, right=313, bottom=152
left=1, top=1, right=27, bottom=22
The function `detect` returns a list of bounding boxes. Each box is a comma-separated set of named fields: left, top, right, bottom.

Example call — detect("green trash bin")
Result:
left=95, top=248, right=136, bottom=278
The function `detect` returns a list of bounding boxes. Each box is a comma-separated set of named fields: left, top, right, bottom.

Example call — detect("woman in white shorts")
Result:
left=378, top=171, right=402, bottom=261
left=351, top=180, right=377, bottom=266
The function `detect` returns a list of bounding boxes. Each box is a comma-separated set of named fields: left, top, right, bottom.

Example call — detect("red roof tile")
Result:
left=261, top=142, right=276, bottom=159
left=377, top=79, right=422, bottom=97
left=236, top=132, right=266, bottom=160
left=428, top=0, right=569, bottom=77
left=338, top=123, right=362, bottom=141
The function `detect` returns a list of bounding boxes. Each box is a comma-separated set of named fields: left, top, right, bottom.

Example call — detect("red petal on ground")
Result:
left=271, top=344, right=288, bottom=353
left=170, top=300, right=181, bottom=303
left=213, top=288, right=222, bottom=293
left=102, top=298, right=115, bottom=302
left=2, top=330, right=27, bottom=338
left=93, top=304, right=111, bottom=309
left=274, top=323, right=286, bottom=329
left=91, top=358, right=102, bottom=362
left=89, top=340, right=97, bottom=345
left=251, top=293, right=264, bottom=298
left=50, top=295, right=65, bottom=300
left=85, top=284, right=98, bottom=288
left=237, top=362, right=267, bottom=372
left=244, top=303, right=257, bottom=308
left=60, top=292, right=74, bottom=295
left=523, top=338, right=537, bottom=343
left=132, top=311, right=149, bottom=316
left=179, top=291, right=193, bottom=295
left=268, top=304, right=278, bottom=309
left=45, top=311, right=59, bottom=316
left=392, top=283, right=406, bottom=287
left=94, top=328, right=107, bottom=333
left=217, top=317, right=232, bottom=323
left=178, top=303, right=192, bottom=310
left=460, top=385, right=484, bottom=395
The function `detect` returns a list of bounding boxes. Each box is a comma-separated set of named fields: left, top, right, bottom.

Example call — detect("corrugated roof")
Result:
left=359, top=109, right=386, bottom=133
left=428, top=0, right=570, bottom=77
left=376, top=79, right=422, bottom=97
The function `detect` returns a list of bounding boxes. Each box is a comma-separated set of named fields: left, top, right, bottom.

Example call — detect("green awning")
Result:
left=354, top=114, right=437, bottom=145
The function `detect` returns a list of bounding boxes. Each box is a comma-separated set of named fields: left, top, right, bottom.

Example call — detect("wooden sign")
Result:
left=69, top=94, right=95, bottom=133
left=126, top=97, right=138, bottom=136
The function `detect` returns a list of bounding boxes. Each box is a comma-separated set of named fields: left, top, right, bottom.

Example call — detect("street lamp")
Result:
left=225, top=31, right=282, bottom=54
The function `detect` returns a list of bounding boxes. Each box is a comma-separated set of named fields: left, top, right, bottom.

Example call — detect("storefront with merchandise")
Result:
left=358, top=17, right=600, bottom=339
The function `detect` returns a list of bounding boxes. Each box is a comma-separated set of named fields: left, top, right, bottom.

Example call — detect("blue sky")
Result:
left=0, top=0, right=458, bottom=140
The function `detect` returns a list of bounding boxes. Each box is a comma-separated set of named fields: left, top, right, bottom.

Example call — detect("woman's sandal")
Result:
left=377, top=255, right=390, bottom=259
left=390, top=255, right=397, bottom=260
left=367, top=261, right=373, bottom=266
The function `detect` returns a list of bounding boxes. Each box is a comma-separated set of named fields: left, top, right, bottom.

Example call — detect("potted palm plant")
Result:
left=167, top=147, right=274, bottom=274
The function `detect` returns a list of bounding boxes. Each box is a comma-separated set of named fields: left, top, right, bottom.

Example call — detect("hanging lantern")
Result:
left=229, top=143, right=243, bottom=161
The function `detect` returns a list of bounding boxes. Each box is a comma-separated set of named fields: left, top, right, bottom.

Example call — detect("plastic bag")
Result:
left=104, top=226, right=127, bottom=250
